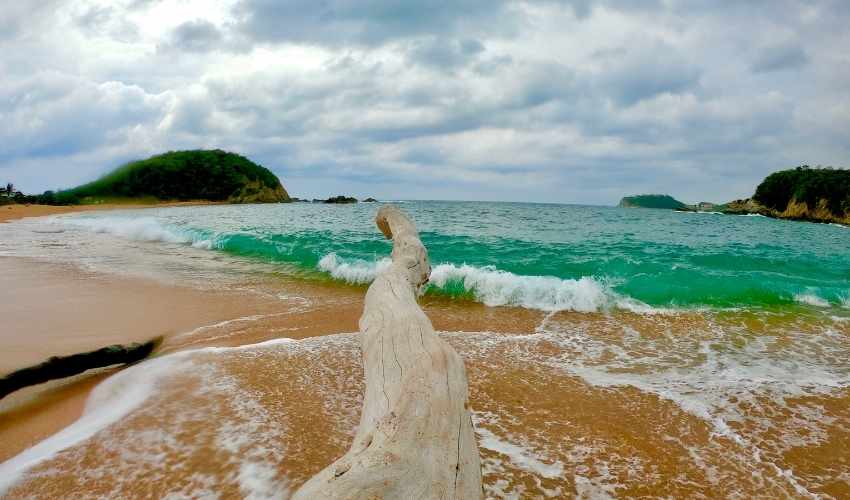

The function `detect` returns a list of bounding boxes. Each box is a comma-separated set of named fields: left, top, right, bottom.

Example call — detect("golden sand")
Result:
left=0, top=201, right=223, bottom=224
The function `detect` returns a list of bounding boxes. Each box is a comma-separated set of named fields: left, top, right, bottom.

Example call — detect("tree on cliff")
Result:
left=754, top=166, right=850, bottom=216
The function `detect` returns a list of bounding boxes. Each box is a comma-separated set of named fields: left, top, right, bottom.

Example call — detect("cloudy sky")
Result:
left=1, top=0, right=848, bottom=204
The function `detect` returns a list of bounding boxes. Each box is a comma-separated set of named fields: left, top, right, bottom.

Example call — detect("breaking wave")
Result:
left=61, top=217, right=214, bottom=249
left=317, top=253, right=391, bottom=284
left=316, top=253, right=658, bottom=313
left=794, top=293, right=831, bottom=308
left=53, top=212, right=848, bottom=313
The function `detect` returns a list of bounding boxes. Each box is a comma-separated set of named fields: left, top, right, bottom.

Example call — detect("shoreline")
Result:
left=0, top=249, right=546, bottom=464
left=0, top=201, right=224, bottom=224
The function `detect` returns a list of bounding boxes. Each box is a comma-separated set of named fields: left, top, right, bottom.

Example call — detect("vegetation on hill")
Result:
left=752, top=166, right=849, bottom=219
left=67, top=150, right=290, bottom=203
left=619, top=194, right=686, bottom=209
left=4, top=150, right=291, bottom=206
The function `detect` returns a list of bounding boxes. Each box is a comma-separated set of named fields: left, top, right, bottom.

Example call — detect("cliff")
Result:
left=749, top=166, right=849, bottom=224
left=722, top=167, right=849, bottom=224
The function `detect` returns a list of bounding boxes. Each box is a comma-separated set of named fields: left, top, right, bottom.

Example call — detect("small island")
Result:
left=619, top=194, right=686, bottom=209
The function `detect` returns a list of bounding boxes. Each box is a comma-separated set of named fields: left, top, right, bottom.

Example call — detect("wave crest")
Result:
left=429, top=263, right=611, bottom=312
left=794, top=293, right=831, bottom=308
left=317, top=253, right=391, bottom=284
left=65, top=217, right=192, bottom=244
left=316, top=254, right=658, bottom=313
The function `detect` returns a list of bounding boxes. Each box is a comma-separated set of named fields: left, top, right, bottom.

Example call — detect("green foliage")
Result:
left=67, top=149, right=286, bottom=202
left=619, top=194, right=686, bottom=209
left=753, top=166, right=850, bottom=215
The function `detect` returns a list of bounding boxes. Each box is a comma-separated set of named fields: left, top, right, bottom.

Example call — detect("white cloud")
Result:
left=0, top=0, right=848, bottom=203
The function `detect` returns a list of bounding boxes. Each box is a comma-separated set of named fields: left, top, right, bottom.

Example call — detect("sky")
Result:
left=1, top=0, right=848, bottom=204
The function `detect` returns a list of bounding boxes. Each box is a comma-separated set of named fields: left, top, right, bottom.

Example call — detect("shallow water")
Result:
left=3, top=201, right=847, bottom=311
left=0, top=202, right=848, bottom=498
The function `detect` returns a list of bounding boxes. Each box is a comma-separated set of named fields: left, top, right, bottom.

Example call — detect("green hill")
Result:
left=751, top=166, right=849, bottom=223
left=67, top=150, right=290, bottom=204
left=619, top=194, right=686, bottom=209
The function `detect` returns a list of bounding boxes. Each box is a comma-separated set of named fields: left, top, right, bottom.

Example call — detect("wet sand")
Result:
left=0, top=256, right=280, bottom=461
left=0, top=254, right=545, bottom=465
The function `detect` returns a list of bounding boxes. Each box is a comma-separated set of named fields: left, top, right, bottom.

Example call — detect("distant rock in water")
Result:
left=719, top=198, right=767, bottom=216
left=66, top=149, right=291, bottom=204
left=363, top=197, right=378, bottom=202
left=619, top=194, right=686, bottom=209
left=324, top=195, right=358, bottom=204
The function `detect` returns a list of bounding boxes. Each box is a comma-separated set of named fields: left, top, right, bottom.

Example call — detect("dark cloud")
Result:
left=599, top=43, right=702, bottom=106
left=751, top=42, right=809, bottom=73
left=406, top=38, right=486, bottom=69
left=163, top=20, right=225, bottom=52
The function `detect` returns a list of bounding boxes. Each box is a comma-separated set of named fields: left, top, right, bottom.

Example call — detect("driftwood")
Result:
left=0, top=337, right=162, bottom=400
left=294, top=205, right=482, bottom=499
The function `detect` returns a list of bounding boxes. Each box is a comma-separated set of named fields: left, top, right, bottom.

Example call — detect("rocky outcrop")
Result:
left=323, top=195, right=358, bottom=204
left=778, top=198, right=848, bottom=224
left=720, top=198, right=768, bottom=215
left=721, top=197, right=849, bottom=224
left=228, top=180, right=290, bottom=204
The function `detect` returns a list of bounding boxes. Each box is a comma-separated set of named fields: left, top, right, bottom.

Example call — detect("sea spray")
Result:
left=316, top=252, right=622, bottom=312
left=60, top=216, right=215, bottom=248
left=429, top=263, right=611, bottom=312
left=317, top=253, right=391, bottom=284
left=793, top=293, right=831, bottom=308
left=63, top=217, right=193, bottom=244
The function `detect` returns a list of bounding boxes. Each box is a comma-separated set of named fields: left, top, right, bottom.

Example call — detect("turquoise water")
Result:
left=2, top=200, right=849, bottom=498
left=49, top=201, right=849, bottom=313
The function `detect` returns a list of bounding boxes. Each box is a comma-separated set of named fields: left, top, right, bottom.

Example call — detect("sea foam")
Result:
left=429, top=263, right=611, bottom=312
left=0, top=354, right=187, bottom=496
left=63, top=217, right=193, bottom=244
left=794, top=293, right=830, bottom=308
left=317, top=253, right=392, bottom=284
left=316, top=253, right=657, bottom=313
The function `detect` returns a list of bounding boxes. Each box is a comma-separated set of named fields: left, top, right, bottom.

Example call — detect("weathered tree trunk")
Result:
left=0, top=337, right=161, bottom=400
left=294, top=205, right=482, bottom=499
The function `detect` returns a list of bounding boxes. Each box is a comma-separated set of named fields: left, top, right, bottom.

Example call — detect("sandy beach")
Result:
left=1, top=203, right=848, bottom=498
left=0, top=202, right=224, bottom=224
left=0, top=204, right=542, bottom=465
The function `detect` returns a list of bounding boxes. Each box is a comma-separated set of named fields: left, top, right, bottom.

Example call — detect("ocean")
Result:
left=5, top=201, right=849, bottom=311
left=1, top=201, right=848, bottom=498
